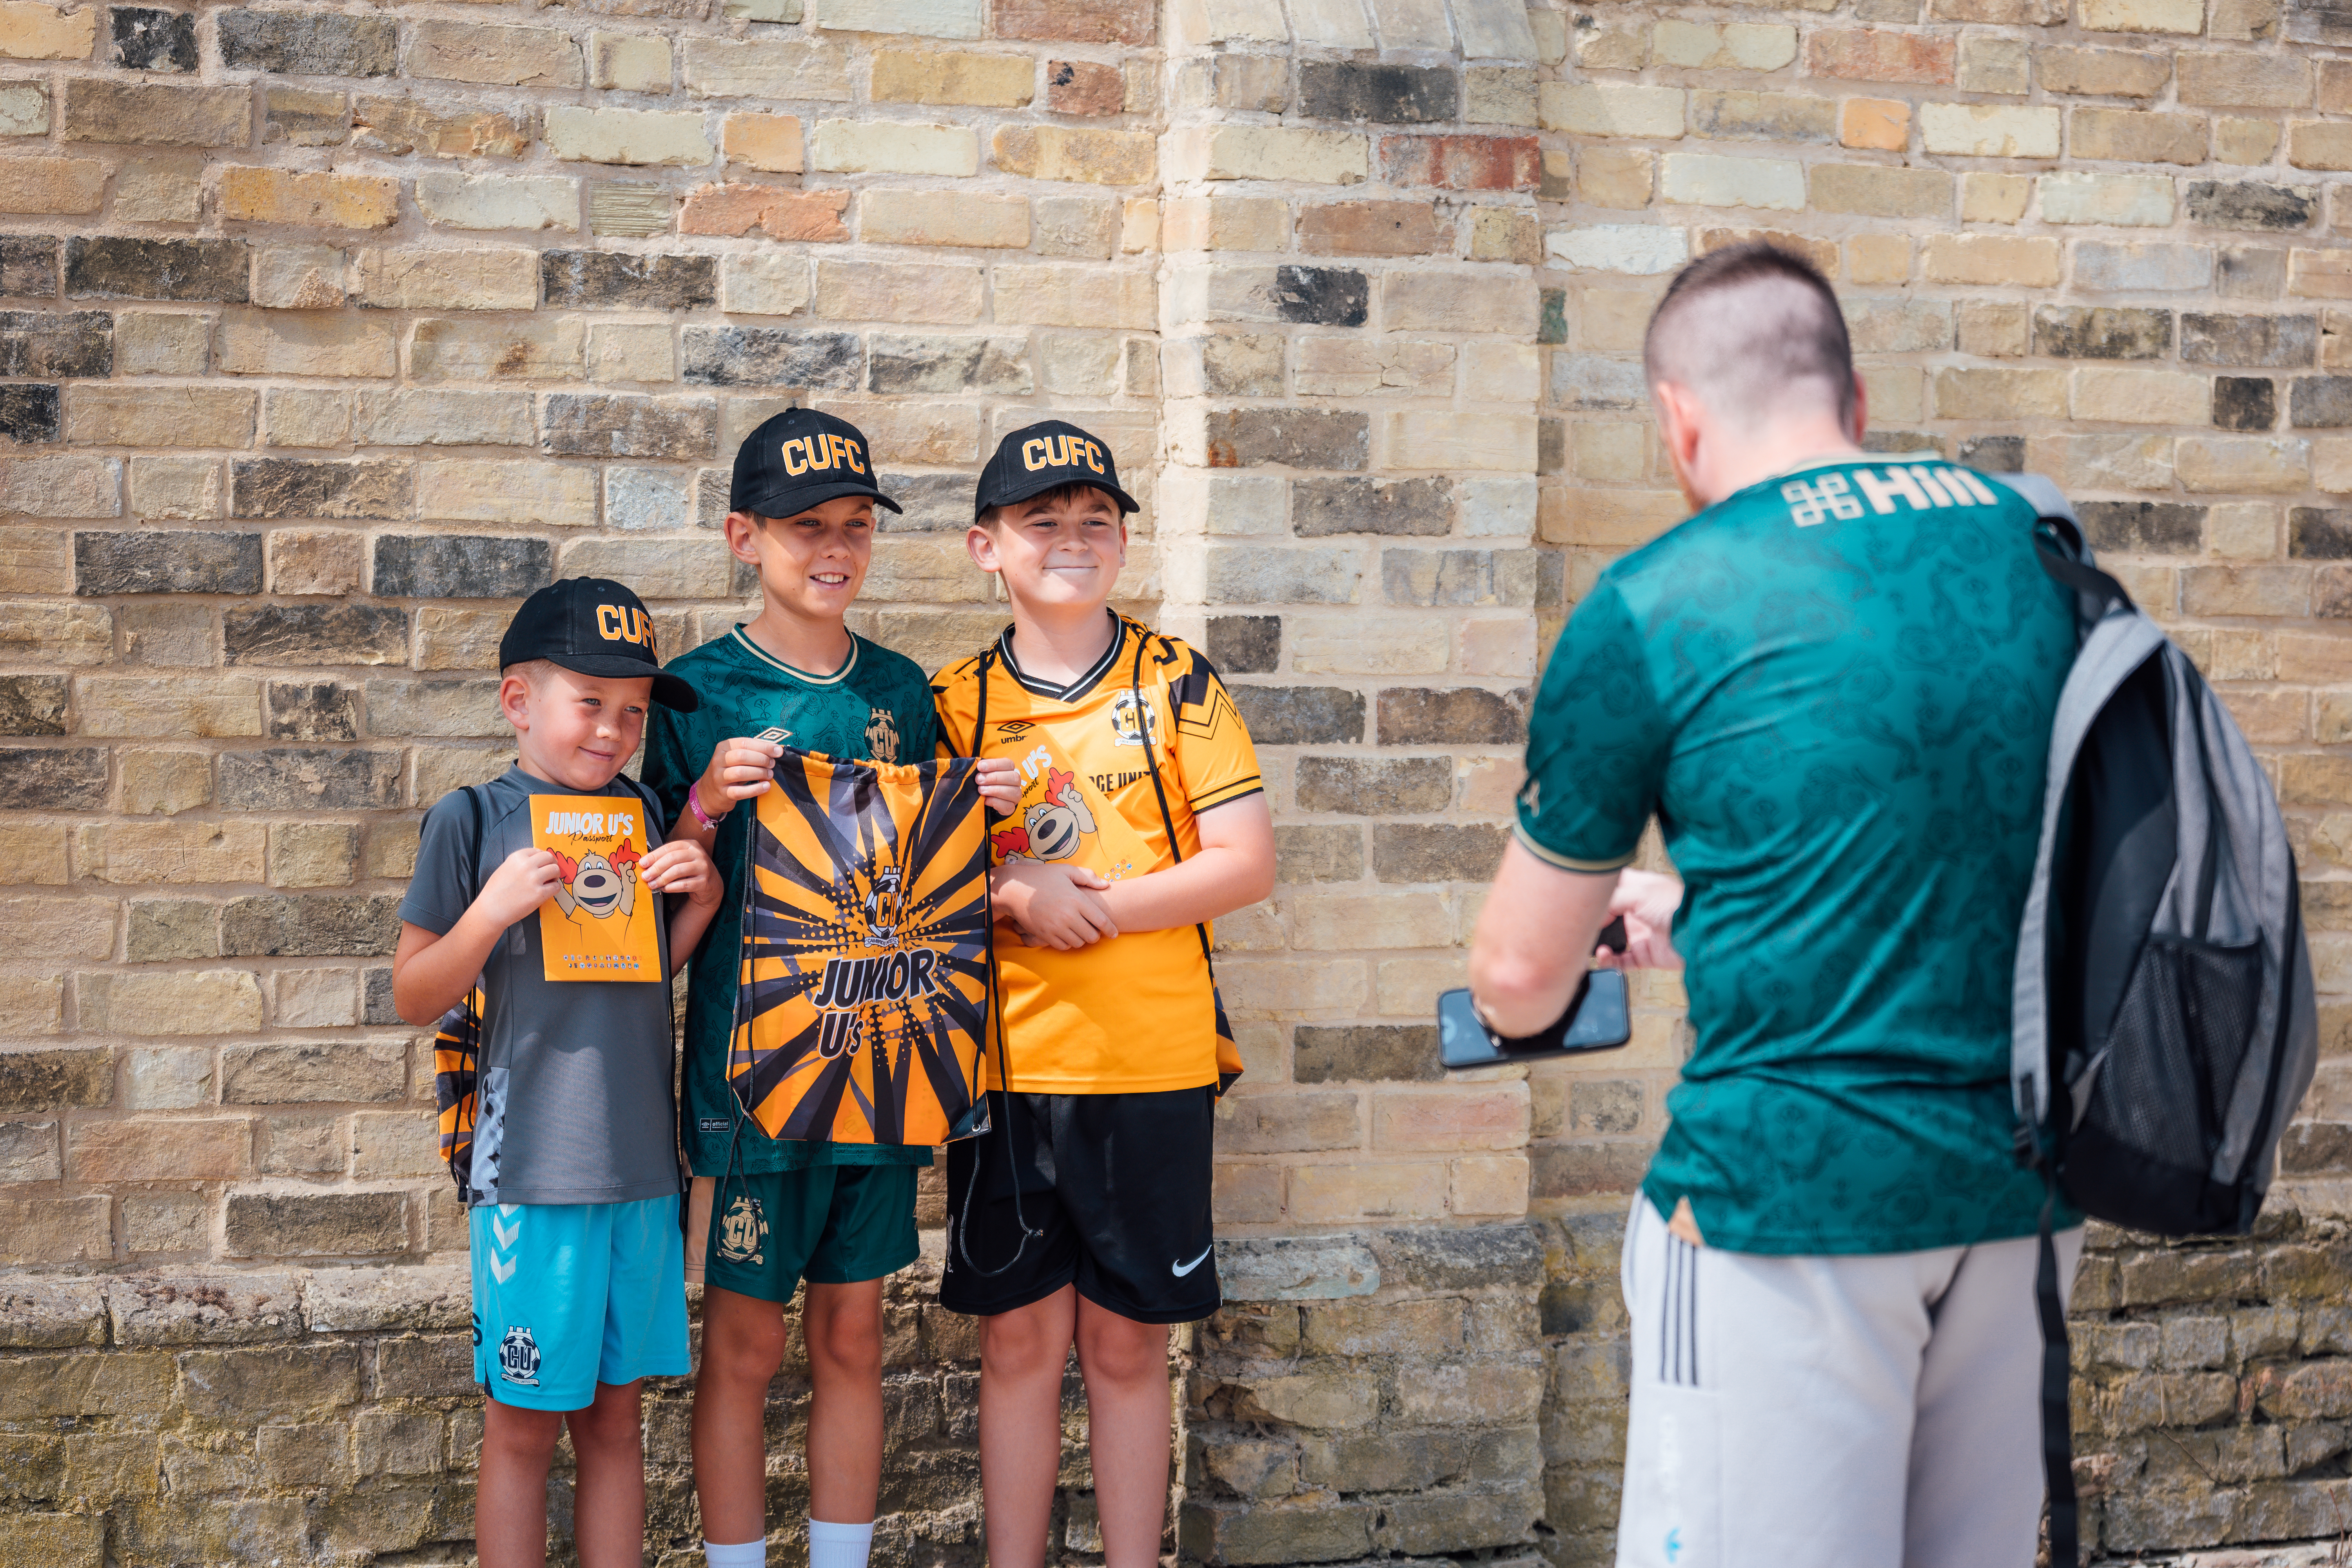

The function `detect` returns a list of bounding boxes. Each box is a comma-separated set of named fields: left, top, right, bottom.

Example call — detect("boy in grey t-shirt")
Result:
left=392, top=577, right=722, bottom=1568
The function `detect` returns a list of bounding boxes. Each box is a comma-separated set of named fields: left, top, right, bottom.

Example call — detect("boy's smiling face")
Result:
left=968, top=485, right=1126, bottom=616
left=727, top=494, right=876, bottom=625
left=502, top=664, right=653, bottom=791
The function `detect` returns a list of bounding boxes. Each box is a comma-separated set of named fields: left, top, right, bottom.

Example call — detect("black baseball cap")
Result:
left=730, top=407, right=900, bottom=521
left=975, top=419, right=1139, bottom=521
left=497, top=577, right=699, bottom=712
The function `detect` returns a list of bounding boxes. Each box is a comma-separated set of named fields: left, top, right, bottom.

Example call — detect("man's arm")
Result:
left=1468, top=843, right=1622, bottom=1037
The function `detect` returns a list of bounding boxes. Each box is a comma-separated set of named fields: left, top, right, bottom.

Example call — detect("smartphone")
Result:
left=1438, top=971, right=1630, bottom=1069
left=1437, top=916, right=1633, bottom=1070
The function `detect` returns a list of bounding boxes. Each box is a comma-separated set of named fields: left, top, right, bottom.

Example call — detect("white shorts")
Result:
left=1614, top=1195, right=2085, bottom=1568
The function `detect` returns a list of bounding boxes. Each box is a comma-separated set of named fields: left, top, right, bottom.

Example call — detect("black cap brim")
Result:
left=543, top=653, right=701, bottom=712
left=735, top=477, right=903, bottom=521
left=979, top=473, right=1139, bottom=519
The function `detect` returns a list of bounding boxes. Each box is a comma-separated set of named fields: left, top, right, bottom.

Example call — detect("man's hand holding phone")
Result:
left=1595, top=869, right=1684, bottom=971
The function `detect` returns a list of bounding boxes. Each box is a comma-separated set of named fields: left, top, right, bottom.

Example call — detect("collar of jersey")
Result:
left=995, top=610, right=1126, bottom=703
left=730, top=625, right=859, bottom=686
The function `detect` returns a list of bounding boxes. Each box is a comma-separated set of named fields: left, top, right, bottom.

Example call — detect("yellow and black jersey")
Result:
left=932, top=613, right=1263, bottom=1094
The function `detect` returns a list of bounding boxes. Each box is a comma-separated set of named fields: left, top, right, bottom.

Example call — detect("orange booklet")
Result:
left=530, top=793, right=662, bottom=983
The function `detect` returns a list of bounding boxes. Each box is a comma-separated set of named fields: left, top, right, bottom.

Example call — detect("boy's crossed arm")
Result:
left=391, top=838, right=724, bottom=1026
left=993, top=794, right=1275, bottom=952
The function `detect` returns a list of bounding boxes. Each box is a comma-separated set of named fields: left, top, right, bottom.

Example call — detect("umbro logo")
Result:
left=996, top=720, right=1036, bottom=737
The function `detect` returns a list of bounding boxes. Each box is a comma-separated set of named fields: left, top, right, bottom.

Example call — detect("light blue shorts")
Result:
left=468, top=1194, right=690, bottom=1412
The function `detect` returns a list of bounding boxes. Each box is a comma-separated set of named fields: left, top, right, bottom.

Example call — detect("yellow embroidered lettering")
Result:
left=597, top=604, right=626, bottom=641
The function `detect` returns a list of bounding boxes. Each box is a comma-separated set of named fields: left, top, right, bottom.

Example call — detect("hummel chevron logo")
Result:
left=1172, top=1246, right=1212, bottom=1277
left=490, top=1253, right=517, bottom=1283
left=493, top=1215, right=521, bottom=1249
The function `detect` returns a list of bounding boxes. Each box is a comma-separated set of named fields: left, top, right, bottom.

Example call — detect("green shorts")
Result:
left=686, top=1167, right=920, bottom=1304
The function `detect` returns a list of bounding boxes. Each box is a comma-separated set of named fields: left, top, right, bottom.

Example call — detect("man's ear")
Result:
left=1847, top=369, right=1870, bottom=446
left=1650, top=382, right=1702, bottom=470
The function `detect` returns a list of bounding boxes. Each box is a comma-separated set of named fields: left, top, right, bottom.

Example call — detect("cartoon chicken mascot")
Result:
left=990, top=768, right=1096, bottom=864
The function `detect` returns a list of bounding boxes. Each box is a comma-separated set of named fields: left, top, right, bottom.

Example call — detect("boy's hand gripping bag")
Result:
left=728, top=750, right=993, bottom=1145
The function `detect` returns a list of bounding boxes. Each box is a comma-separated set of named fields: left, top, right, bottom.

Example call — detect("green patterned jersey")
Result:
left=1517, top=458, right=2078, bottom=1256
left=644, top=628, right=940, bottom=1176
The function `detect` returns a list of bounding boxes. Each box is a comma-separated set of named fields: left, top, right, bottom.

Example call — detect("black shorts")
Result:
left=940, top=1086, right=1220, bottom=1325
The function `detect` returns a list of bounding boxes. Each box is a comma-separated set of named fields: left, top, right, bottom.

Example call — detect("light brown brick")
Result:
left=857, top=189, right=1027, bottom=249
left=1922, top=233, right=2063, bottom=287
left=870, top=47, right=1033, bottom=107
left=1841, top=98, right=1910, bottom=150
left=0, top=156, right=101, bottom=214
left=408, top=22, right=583, bottom=88
left=0, top=1, right=96, bottom=60
left=720, top=113, right=802, bottom=173
left=220, top=168, right=398, bottom=230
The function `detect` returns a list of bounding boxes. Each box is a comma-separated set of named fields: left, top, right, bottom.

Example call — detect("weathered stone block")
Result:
left=217, top=9, right=394, bottom=76
left=60, top=79, right=245, bottom=145
left=65, top=237, right=247, bottom=301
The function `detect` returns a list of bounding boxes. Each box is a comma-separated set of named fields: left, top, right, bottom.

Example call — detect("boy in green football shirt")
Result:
left=644, top=408, right=1013, bottom=1568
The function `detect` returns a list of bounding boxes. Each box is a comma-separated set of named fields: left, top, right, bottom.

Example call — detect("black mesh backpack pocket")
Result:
left=2065, top=935, right=2265, bottom=1234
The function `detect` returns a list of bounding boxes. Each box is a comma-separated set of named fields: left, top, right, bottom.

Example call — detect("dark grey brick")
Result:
left=65, top=237, right=248, bottom=302
left=2080, top=501, right=2206, bottom=554
left=232, top=459, right=411, bottom=521
left=874, top=473, right=968, bottom=532
left=0, top=674, right=68, bottom=736
left=2181, top=313, right=2319, bottom=368
left=681, top=327, right=861, bottom=390
left=0, top=236, right=58, bottom=298
left=1538, top=288, right=1566, bottom=347
left=216, top=9, right=396, bottom=75
left=128, top=898, right=218, bottom=962
left=541, top=393, right=715, bottom=459
left=1274, top=824, right=1363, bottom=884
left=1373, top=822, right=1509, bottom=882
left=1265, top=265, right=1367, bottom=327
left=1377, top=686, right=1526, bottom=745
left=0, top=310, right=110, bottom=378
left=1958, top=436, right=2024, bottom=472
left=2032, top=306, right=2171, bottom=360
left=1229, top=684, right=1365, bottom=745
left=2216, top=376, right=2278, bottom=432
left=1295, top=1024, right=1442, bottom=1085
left=75, top=530, right=262, bottom=595
left=540, top=250, right=715, bottom=310
left=2185, top=181, right=2319, bottom=232
left=0, top=383, right=58, bottom=444
left=221, top=895, right=400, bottom=958
left=223, top=1191, right=406, bottom=1260
left=2218, top=245, right=2288, bottom=300
left=362, top=967, right=397, bottom=1026
left=1537, top=416, right=1564, bottom=477
left=1296, top=61, right=1457, bottom=123
left=2318, top=565, right=2352, bottom=620
left=0, top=746, right=104, bottom=809
left=265, top=679, right=359, bottom=742
left=223, top=604, right=407, bottom=666
left=1382, top=548, right=1553, bottom=608
left=1572, top=1080, right=1644, bottom=1134
left=1297, top=755, right=1450, bottom=814
left=1205, top=615, right=1279, bottom=675
left=219, top=748, right=403, bottom=810
left=265, top=83, right=349, bottom=146
left=370, top=535, right=553, bottom=599
left=2290, top=376, right=2352, bottom=428
left=1204, top=409, right=1368, bottom=471
left=1294, top=476, right=1450, bottom=537
left=864, top=334, right=1027, bottom=396
left=111, top=7, right=196, bottom=71
left=2291, top=509, right=2352, bottom=560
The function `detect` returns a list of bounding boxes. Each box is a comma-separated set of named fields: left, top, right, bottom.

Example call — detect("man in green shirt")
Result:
left=1469, top=245, right=2082, bottom=1568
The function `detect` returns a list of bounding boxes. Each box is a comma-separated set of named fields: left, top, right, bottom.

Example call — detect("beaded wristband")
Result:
left=686, top=782, right=727, bottom=833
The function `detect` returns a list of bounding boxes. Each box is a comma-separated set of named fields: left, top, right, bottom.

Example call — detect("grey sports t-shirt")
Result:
left=400, top=767, right=682, bottom=1207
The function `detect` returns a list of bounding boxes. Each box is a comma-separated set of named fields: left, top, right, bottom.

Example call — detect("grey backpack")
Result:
left=2001, top=474, right=2317, bottom=1566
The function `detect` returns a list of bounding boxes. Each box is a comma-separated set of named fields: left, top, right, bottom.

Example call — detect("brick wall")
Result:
left=2, top=0, right=2350, bottom=1561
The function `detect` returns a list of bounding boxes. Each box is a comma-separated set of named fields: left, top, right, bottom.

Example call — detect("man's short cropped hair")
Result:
left=1642, top=242, right=1855, bottom=430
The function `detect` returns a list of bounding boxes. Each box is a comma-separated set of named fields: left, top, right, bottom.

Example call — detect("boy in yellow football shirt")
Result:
left=931, top=421, right=1276, bottom=1568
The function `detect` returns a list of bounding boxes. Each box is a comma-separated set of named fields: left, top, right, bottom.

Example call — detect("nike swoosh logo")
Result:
left=1172, top=1246, right=1212, bottom=1277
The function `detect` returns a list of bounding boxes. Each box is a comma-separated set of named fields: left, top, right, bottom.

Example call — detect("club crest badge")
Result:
left=718, top=1194, right=767, bottom=1265
left=1109, top=689, right=1159, bottom=749
left=497, top=1325, right=541, bottom=1387
left=866, top=708, right=901, bottom=763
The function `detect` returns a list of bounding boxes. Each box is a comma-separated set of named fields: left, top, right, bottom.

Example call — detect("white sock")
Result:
left=807, top=1519, right=875, bottom=1568
left=703, top=1540, right=764, bottom=1568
